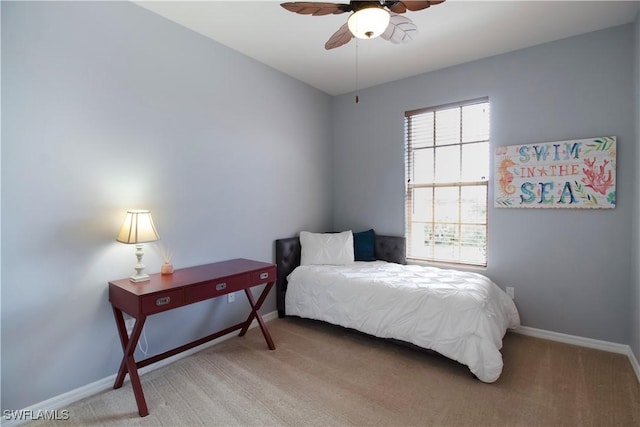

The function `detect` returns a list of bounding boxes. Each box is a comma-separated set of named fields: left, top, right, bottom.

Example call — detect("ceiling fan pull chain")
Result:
left=355, top=38, right=359, bottom=104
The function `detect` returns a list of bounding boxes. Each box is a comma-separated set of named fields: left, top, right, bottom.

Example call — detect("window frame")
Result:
left=404, top=97, right=490, bottom=267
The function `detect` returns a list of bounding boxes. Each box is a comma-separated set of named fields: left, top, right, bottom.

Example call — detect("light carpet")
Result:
left=30, top=317, right=640, bottom=426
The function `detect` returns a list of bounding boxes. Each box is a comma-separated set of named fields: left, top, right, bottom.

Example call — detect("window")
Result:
left=405, top=98, right=490, bottom=266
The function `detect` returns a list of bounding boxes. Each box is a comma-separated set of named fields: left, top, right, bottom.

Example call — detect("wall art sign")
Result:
left=494, top=136, right=616, bottom=209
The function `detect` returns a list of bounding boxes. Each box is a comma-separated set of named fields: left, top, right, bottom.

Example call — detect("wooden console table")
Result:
left=109, top=258, right=276, bottom=417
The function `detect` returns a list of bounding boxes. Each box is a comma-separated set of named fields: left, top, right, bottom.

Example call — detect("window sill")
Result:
left=406, top=257, right=488, bottom=272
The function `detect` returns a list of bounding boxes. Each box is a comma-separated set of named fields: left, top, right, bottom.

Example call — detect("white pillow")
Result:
left=300, top=231, right=355, bottom=266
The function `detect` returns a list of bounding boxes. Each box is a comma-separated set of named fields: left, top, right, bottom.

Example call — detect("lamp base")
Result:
left=129, top=243, right=150, bottom=283
left=129, top=273, right=150, bottom=283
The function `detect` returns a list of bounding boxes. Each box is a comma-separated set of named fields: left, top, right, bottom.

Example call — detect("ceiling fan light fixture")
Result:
left=347, top=7, right=390, bottom=39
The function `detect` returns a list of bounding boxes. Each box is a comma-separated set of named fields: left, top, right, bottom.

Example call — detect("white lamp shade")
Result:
left=116, top=210, right=160, bottom=244
left=347, top=7, right=390, bottom=39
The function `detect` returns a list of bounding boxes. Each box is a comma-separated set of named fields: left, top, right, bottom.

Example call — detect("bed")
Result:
left=275, top=231, right=521, bottom=383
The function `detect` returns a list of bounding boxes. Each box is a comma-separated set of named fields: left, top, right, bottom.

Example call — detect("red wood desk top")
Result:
left=109, top=258, right=276, bottom=317
left=109, top=258, right=274, bottom=296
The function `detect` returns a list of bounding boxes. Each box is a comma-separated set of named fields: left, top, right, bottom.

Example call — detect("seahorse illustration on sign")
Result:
left=498, top=158, right=516, bottom=195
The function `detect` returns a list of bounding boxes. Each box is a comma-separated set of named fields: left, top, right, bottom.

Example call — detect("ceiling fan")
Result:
left=280, top=1, right=445, bottom=50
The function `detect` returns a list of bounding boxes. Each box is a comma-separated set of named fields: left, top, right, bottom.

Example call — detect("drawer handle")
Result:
left=216, top=283, right=227, bottom=291
left=260, top=272, right=269, bottom=280
left=156, top=296, right=171, bottom=306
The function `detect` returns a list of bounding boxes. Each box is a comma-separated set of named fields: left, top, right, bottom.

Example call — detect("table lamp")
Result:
left=116, top=209, right=160, bottom=282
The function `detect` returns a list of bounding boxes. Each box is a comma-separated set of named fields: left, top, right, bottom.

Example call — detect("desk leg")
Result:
left=111, top=306, right=149, bottom=417
left=239, top=281, right=275, bottom=350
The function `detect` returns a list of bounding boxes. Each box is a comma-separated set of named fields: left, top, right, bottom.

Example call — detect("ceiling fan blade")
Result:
left=386, top=0, right=445, bottom=14
left=325, top=23, right=353, bottom=50
left=386, top=2, right=407, bottom=13
left=280, top=2, right=351, bottom=16
left=380, top=13, right=418, bottom=44
left=398, top=1, right=445, bottom=12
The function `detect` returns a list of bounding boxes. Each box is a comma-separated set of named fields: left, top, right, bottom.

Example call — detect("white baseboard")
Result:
left=512, top=325, right=640, bottom=384
left=2, top=311, right=279, bottom=427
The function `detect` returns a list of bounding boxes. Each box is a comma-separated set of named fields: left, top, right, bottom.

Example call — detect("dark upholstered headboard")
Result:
left=275, top=234, right=406, bottom=317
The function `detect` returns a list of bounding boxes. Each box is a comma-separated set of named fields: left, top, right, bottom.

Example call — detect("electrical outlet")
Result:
left=506, top=287, right=515, bottom=299
left=125, top=318, right=136, bottom=335
left=227, top=292, right=235, bottom=304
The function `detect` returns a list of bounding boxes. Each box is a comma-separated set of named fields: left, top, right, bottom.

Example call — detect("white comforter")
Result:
left=285, top=261, right=520, bottom=382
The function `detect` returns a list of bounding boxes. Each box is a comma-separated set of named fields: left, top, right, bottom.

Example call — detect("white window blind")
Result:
left=405, top=98, right=490, bottom=266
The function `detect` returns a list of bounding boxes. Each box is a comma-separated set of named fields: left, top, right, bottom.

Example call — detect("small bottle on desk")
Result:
left=161, top=262, right=174, bottom=275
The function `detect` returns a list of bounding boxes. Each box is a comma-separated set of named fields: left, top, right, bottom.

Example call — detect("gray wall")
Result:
left=333, top=25, right=635, bottom=346
left=633, top=11, right=640, bottom=361
left=1, top=2, right=332, bottom=411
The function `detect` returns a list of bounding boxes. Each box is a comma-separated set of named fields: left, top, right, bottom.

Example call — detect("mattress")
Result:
left=285, top=261, right=520, bottom=382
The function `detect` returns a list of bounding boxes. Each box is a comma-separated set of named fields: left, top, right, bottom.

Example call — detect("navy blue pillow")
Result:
left=353, top=229, right=376, bottom=261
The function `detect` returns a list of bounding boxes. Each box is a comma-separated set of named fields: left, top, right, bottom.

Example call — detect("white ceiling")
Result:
left=135, top=1, right=640, bottom=96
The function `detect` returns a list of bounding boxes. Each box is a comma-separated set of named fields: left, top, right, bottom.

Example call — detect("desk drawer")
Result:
left=252, top=266, right=276, bottom=284
left=185, top=274, right=249, bottom=304
left=141, top=290, right=185, bottom=315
